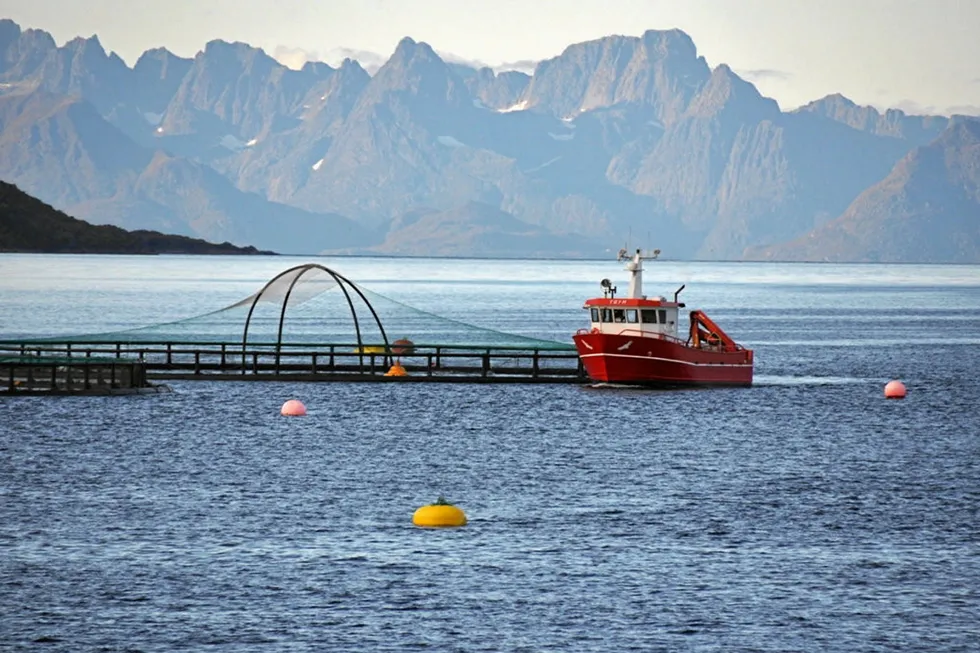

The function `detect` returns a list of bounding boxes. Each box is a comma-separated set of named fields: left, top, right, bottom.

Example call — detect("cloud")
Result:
left=273, top=45, right=320, bottom=70
left=737, top=68, right=793, bottom=82
left=274, top=42, right=539, bottom=78
left=945, top=104, right=980, bottom=116
left=435, top=50, right=490, bottom=70
left=887, top=99, right=980, bottom=117
left=891, top=99, right=942, bottom=116
left=323, top=47, right=388, bottom=75
left=494, top=59, right=538, bottom=76
left=428, top=50, right=538, bottom=76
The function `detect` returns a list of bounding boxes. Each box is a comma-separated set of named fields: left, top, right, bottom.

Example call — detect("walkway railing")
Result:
left=0, top=340, right=586, bottom=384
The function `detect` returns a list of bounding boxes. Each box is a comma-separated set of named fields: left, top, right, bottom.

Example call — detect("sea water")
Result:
left=1, top=254, right=978, bottom=651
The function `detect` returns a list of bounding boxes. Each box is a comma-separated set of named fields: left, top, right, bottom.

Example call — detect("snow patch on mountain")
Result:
left=437, top=135, right=465, bottom=148
left=498, top=100, right=528, bottom=113
left=524, top=156, right=561, bottom=173
left=221, top=134, right=247, bottom=151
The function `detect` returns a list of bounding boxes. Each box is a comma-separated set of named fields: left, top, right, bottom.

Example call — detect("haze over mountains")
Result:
left=0, top=18, right=977, bottom=261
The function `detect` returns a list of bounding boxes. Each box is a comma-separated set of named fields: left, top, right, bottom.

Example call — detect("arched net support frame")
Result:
left=240, top=263, right=393, bottom=371
left=2, top=264, right=575, bottom=353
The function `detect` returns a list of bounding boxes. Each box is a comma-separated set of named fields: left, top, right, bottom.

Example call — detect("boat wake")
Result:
left=753, top=375, right=872, bottom=386
left=585, top=382, right=697, bottom=391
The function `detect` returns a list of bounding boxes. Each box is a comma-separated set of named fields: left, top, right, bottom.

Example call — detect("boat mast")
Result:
left=617, top=248, right=660, bottom=299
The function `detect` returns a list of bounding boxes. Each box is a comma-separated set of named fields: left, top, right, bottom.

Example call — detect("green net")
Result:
left=10, top=264, right=572, bottom=351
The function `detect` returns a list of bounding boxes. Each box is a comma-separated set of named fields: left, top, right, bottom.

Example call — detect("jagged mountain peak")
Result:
left=448, top=62, right=529, bottom=110
left=385, top=36, right=444, bottom=69
left=200, top=38, right=278, bottom=69
left=361, top=34, right=467, bottom=106
left=0, top=18, right=21, bottom=43
left=523, top=28, right=711, bottom=122
left=25, top=31, right=132, bottom=115
left=336, top=57, right=368, bottom=78
left=307, top=56, right=370, bottom=106
left=21, top=27, right=56, bottom=45
left=129, top=47, right=193, bottom=117
left=203, top=38, right=254, bottom=54
left=799, top=93, right=889, bottom=122
left=300, top=59, right=336, bottom=78
left=60, top=33, right=129, bottom=69
left=937, top=115, right=980, bottom=146
left=798, top=92, right=948, bottom=142
left=544, top=28, right=702, bottom=66
left=810, top=92, right=858, bottom=108
left=135, top=47, right=188, bottom=68
left=63, top=33, right=104, bottom=52
left=59, top=33, right=124, bottom=67
left=685, top=64, right=780, bottom=119
left=640, top=28, right=699, bottom=58
left=0, top=20, right=57, bottom=51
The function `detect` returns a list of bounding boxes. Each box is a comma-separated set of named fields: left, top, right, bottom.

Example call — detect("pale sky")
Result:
left=3, top=0, right=979, bottom=115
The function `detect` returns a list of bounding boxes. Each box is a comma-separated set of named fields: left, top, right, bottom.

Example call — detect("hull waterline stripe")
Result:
left=579, top=352, right=752, bottom=368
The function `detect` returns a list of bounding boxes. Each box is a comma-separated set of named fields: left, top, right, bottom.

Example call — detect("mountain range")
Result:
left=0, top=19, right=977, bottom=262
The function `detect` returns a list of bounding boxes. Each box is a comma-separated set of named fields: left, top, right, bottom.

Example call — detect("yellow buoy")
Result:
left=412, top=497, right=467, bottom=528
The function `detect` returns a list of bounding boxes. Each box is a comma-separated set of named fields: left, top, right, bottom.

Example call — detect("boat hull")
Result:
left=573, top=332, right=753, bottom=387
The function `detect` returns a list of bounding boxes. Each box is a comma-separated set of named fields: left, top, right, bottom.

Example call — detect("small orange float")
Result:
left=385, top=361, right=407, bottom=377
left=884, top=380, right=907, bottom=399
left=281, top=399, right=307, bottom=416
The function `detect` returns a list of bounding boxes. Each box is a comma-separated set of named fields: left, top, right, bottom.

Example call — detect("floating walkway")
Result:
left=0, top=342, right=585, bottom=384
left=0, top=354, right=167, bottom=395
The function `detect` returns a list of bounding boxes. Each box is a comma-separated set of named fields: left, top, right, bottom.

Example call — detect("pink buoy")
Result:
left=281, top=399, right=307, bottom=416
left=884, top=380, right=907, bottom=399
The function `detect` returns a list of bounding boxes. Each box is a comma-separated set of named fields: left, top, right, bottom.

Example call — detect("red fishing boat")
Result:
left=573, top=248, right=753, bottom=387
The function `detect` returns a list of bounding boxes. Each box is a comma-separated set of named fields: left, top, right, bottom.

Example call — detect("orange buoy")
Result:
left=884, top=380, right=907, bottom=399
left=385, top=361, right=408, bottom=377
left=391, top=338, right=415, bottom=356
left=281, top=399, right=307, bottom=416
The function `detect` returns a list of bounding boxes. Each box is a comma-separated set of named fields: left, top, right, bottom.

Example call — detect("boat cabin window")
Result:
left=613, top=309, right=626, bottom=323
left=601, top=308, right=613, bottom=323
left=641, top=309, right=659, bottom=324
left=590, top=308, right=600, bottom=322
left=659, top=309, right=667, bottom=324
left=626, top=309, right=638, bottom=323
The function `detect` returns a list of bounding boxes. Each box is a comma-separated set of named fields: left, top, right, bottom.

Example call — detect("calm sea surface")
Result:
left=1, top=254, right=979, bottom=652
